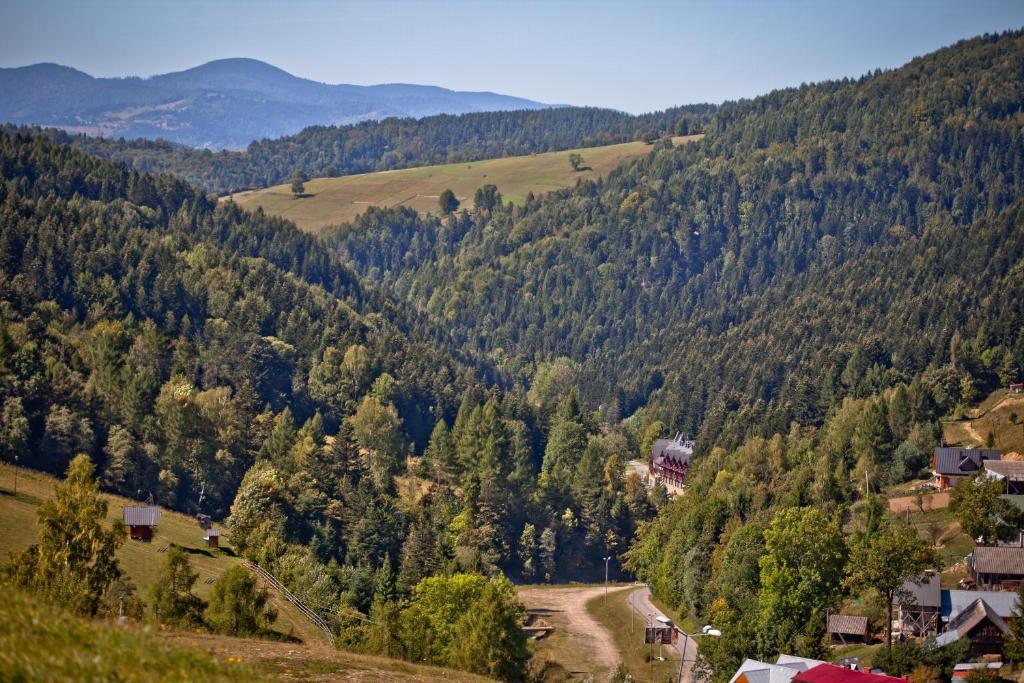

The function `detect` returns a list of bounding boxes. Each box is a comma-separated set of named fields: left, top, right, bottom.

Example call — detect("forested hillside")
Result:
left=12, top=103, right=714, bottom=194
left=325, top=30, right=1024, bottom=452
left=0, top=131, right=659, bottom=679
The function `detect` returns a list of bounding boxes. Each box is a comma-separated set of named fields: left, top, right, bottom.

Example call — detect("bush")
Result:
left=206, top=566, right=277, bottom=636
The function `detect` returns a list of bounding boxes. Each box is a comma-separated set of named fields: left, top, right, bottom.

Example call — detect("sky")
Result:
left=2, top=0, right=1023, bottom=113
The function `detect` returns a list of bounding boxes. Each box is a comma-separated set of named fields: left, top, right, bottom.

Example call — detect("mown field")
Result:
left=227, top=136, right=702, bottom=233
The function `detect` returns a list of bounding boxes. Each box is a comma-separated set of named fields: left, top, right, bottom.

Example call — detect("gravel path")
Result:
left=517, top=585, right=623, bottom=674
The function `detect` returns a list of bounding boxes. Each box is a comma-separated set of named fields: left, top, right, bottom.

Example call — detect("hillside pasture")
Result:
left=942, top=388, right=1024, bottom=456
left=227, top=136, right=702, bottom=233
left=0, top=465, right=327, bottom=645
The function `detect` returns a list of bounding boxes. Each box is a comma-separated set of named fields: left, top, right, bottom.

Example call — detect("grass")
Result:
left=585, top=588, right=683, bottom=683
left=0, top=465, right=327, bottom=646
left=227, top=136, right=703, bottom=233
left=0, top=465, right=495, bottom=681
left=0, top=584, right=262, bottom=683
left=0, top=584, right=490, bottom=683
left=830, top=643, right=882, bottom=667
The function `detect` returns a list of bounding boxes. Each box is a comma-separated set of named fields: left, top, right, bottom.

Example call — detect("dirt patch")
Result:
left=888, top=491, right=949, bottom=514
left=518, top=586, right=622, bottom=677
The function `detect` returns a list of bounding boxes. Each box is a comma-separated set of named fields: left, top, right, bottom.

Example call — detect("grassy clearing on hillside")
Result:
left=0, top=465, right=326, bottom=645
left=228, top=136, right=702, bottom=233
left=942, top=389, right=1024, bottom=455
left=0, top=585, right=262, bottom=683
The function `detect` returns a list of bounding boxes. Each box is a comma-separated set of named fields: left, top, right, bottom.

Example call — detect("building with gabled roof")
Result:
left=933, top=598, right=1009, bottom=656
left=792, top=664, right=903, bottom=683
left=827, top=614, right=869, bottom=645
left=650, top=433, right=694, bottom=489
left=123, top=505, right=160, bottom=541
left=932, top=447, right=1000, bottom=490
left=982, top=460, right=1024, bottom=494
left=893, top=571, right=942, bottom=636
left=968, top=545, right=1024, bottom=590
left=942, top=588, right=1018, bottom=622
left=729, top=656, right=823, bottom=683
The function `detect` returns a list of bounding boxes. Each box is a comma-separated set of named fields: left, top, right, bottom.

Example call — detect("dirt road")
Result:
left=518, top=585, right=624, bottom=676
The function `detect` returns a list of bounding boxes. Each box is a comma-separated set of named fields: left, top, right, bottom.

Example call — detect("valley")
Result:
left=0, top=13, right=1023, bottom=683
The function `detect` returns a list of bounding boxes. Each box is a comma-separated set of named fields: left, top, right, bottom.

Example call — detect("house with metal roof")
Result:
left=982, top=460, right=1024, bottom=494
left=932, top=598, right=1009, bottom=656
left=122, top=505, right=160, bottom=541
left=932, top=447, right=1001, bottom=490
left=650, top=433, right=694, bottom=489
left=968, top=545, right=1024, bottom=590
left=792, top=663, right=903, bottom=683
left=941, top=588, right=1018, bottom=622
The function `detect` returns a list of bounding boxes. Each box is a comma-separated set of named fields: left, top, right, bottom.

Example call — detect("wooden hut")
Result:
left=123, top=505, right=160, bottom=541
left=827, top=614, right=869, bottom=645
left=203, top=528, right=221, bottom=548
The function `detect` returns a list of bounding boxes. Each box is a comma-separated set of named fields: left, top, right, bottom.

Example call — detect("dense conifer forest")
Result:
left=9, top=103, right=715, bottom=195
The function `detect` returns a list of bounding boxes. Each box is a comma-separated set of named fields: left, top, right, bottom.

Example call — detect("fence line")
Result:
left=244, top=560, right=334, bottom=640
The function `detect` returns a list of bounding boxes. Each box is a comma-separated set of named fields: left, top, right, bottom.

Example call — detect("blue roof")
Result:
left=940, top=589, right=1018, bottom=620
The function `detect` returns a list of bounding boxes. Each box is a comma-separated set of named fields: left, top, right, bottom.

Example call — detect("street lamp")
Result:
left=676, top=624, right=721, bottom=683
left=603, top=556, right=612, bottom=605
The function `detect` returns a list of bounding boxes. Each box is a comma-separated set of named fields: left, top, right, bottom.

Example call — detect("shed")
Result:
left=968, top=545, right=1024, bottom=590
left=827, top=614, right=869, bottom=645
left=123, top=505, right=160, bottom=541
left=203, top=528, right=221, bottom=548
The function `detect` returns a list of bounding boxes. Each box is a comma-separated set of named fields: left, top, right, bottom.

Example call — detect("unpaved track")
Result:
left=518, top=585, right=624, bottom=674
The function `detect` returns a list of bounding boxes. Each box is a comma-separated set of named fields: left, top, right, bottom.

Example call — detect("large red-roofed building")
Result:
left=793, top=664, right=903, bottom=683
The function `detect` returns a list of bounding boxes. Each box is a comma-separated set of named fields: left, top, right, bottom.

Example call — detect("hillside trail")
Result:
left=517, top=585, right=623, bottom=674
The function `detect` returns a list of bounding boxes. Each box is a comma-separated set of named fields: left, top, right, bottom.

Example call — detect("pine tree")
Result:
left=374, top=553, right=397, bottom=605
left=206, top=566, right=276, bottom=636
left=425, top=418, right=458, bottom=483
left=151, top=545, right=206, bottom=627
left=398, top=522, right=437, bottom=595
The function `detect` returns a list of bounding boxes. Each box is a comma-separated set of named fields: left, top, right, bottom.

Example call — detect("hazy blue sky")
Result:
left=2, top=0, right=1023, bottom=112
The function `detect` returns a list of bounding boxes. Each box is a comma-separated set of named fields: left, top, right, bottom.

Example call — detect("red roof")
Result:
left=794, top=664, right=902, bottom=683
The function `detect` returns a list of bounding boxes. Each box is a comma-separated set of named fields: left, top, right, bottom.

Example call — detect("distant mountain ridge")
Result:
left=0, top=58, right=554, bottom=149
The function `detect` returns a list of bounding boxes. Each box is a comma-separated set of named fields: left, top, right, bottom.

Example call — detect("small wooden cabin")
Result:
left=123, top=505, right=160, bottom=541
left=204, top=528, right=221, bottom=548
left=827, top=614, right=869, bottom=645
